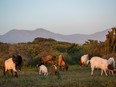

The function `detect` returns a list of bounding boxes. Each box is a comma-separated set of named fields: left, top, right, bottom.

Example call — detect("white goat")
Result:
left=4, top=58, right=18, bottom=77
left=80, top=54, right=89, bottom=66
left=39, top=65, right=48, bottom=76
left=4, top=58, right=17, bottom=73
left=88, top=57, right=114, bottom=76
left=3, top=55, right=22, bottom=77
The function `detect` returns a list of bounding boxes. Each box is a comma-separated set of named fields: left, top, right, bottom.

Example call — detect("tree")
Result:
left=105, top=27, right=116, bottom=55
left=83, top=40, right=105, bottom=57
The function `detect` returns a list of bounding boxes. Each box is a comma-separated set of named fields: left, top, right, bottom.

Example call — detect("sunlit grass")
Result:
left=0, top=65, right=116, bottom=87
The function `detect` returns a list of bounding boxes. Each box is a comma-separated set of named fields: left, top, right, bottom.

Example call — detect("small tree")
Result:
left=105, top=27, right=116, bottom=55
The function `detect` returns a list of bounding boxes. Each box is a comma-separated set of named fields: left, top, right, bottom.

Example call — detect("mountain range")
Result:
left=0, top=28, right=112, bottom=44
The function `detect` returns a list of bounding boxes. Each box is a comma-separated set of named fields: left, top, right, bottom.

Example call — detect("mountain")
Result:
left=0, top=28, right=112, bottom=44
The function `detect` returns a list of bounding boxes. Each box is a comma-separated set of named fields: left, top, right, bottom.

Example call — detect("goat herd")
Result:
left=3, top=54, right=68, bottom=77
left=80, top=54, right=116, bottom=76
left=37, top=54, right=68, bottom=76
left=2, top=54, right=116, bottom=78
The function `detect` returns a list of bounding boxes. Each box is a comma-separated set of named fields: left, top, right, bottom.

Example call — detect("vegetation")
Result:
left=0, top=28, right=116, bottom=87
left=105, top=27, right=116, bottom=56
left=0, top=65, right=116, bottom=87
left=0, top=39, right=105, bottom=66
left=0, top=28, right=116, bottom=66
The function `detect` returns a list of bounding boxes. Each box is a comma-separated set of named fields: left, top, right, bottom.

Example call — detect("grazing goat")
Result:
left=58, top=55, right=68, bottom=70
left=40, top=55, right=54, bottom=65
left=39, top=65, right=48, bottom=76
left=3, top=55, right=22, bottom=77
left=88, top=56, right=115, bottom=76
left=50, top=64, right=58, bottom=75
left=107, top=57, right=116, bottom=74
left=80, top=54, right=89, bottom=66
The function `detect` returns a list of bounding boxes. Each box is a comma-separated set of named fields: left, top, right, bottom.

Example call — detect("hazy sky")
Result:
left=0, top=0, right=116, bottom=35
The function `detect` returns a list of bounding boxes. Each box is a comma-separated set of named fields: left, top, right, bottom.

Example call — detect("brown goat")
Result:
left=57, top=55, right=68, bottom=70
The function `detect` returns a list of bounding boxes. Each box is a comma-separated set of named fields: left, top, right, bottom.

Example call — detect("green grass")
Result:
left=0, top=65, right=116, bottom=87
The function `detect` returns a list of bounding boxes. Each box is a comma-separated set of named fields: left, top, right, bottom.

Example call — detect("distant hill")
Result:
left=0, top=28, right=112, bottom=44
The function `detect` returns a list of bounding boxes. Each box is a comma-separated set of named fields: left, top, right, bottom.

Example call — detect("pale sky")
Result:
left=0, top=0, right=116, bottom=35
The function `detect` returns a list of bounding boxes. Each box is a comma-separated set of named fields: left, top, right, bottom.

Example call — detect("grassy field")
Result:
left=0, top=65, right=116, bottom=87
